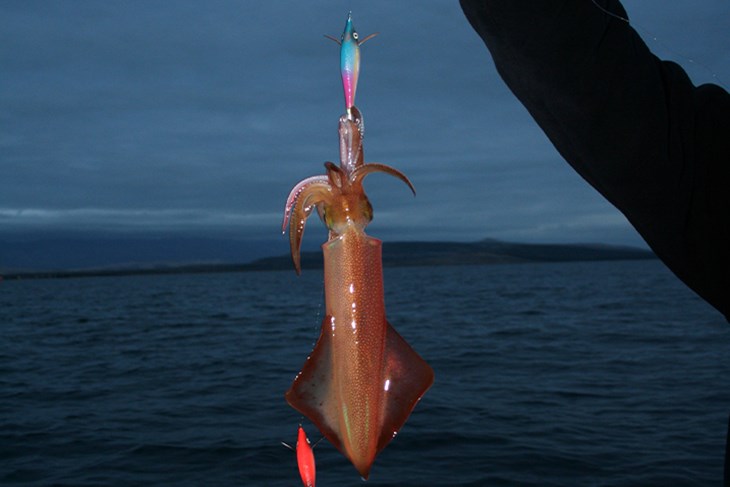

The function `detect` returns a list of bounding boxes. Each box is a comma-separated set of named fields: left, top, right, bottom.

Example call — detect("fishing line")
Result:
left=589, top=0, right=629, bottom=23
left=313, top=285, right=324, bottom=347
left=589, top=0, right=726, bottom=88
left=308, top=268, right=325, bottom=340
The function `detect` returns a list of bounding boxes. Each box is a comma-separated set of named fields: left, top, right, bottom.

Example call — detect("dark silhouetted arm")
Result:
left=460, top=0, right=729, bottom=320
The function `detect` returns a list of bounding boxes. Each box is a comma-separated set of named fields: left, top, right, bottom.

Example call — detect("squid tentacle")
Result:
left=282, top=175, right=330, bottom=233
left=286, top=182, right=332, bottom=274
left=350, top=162, right=416, bottom=196
left=338, top=114, right=364, bottom=174
left=324, top=161, right=346, bottom=190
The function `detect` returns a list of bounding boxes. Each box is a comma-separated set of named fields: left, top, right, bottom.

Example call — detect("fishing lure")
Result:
left=282, top=13, right=434, bottom=479
left=282, top=425, right=316, bottom=487
left=325, top=12, right=377, bottom=117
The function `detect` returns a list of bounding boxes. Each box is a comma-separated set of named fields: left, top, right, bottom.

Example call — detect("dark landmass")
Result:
left=0, top=235, right=279, bottom=271
left=0, top=238, right=655, bottom=281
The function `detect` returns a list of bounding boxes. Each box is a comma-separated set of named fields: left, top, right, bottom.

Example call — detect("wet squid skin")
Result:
left=282, top=107, right=434, bottom=479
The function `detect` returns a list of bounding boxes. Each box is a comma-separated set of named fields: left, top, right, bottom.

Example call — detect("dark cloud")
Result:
left=1, top=0, right=727, bottom=267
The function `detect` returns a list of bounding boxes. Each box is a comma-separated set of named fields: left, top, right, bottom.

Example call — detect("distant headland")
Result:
left=1, top=238, right=655, bottom=281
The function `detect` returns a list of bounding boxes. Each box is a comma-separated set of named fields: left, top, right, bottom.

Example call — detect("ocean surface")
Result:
left=1, top=260, right=729, bottom=486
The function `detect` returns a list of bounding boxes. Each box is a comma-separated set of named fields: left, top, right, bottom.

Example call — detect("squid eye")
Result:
left=352, top=32, right=359, bottom=40
left=364, top=201, right=373, bottom=222
left=323, top=209, right=335, bottom=230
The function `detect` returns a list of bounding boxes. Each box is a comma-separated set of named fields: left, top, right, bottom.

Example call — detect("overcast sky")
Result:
left=2, top=1, right=729, bottom=265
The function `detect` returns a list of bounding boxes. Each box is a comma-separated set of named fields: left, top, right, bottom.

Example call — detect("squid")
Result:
left=281, top=13, right=434, bottom=480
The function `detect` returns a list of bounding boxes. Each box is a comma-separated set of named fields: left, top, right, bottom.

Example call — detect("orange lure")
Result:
left=283, top=425, right=316, bottom=487
left=281, top=15, right=434, bottom=479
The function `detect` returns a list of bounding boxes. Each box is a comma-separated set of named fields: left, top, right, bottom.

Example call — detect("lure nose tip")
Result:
left=345, top=11, right=354, bottom=31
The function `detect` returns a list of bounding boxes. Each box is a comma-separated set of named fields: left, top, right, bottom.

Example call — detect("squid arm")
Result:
left=350, top=163, right=416, bottom=196
left=338, top=109, right=364, bottom=173
left=282, top=177, right=332, bottom=275
left=282, top=175, right=330, bottom=233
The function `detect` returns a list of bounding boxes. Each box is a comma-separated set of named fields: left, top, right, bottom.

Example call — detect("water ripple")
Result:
left=1, top=262, right=728, bottom=485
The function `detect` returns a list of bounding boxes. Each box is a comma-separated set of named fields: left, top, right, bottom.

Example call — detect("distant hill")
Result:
left=246, top=238, right=655, bottom=272
left=1, top=238, right=655, bottom=280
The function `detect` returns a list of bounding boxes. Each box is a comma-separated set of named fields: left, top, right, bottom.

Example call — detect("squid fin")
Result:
left=377, top=322, right=434, bottom=453
left=285, top=316, right=338, bottom=447
left=285, top=319, right=434, bottom=477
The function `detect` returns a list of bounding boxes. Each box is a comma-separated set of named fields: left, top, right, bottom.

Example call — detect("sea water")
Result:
left=1, top=260, right=729, bottom=486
